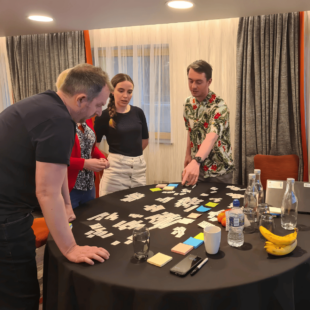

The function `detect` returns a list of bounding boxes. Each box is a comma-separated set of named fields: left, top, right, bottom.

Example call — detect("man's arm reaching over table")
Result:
left=36, top=161, right=110, bottom=265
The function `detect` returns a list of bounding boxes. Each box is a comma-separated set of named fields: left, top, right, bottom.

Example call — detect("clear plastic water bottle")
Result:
left=244, top=173, right=259, bottom=222
left=254, top=169, right=264, bottom=204
left=281, top=178, right=298, bottom=230
left=228, top=199, right=244, bottom=247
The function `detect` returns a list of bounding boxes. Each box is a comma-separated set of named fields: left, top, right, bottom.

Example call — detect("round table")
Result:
left=43, top=183, right=310, bottom=310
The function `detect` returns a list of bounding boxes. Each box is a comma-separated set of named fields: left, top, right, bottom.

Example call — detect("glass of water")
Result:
left=243, top=208, right=255, bottom=234
left=257, top=203, right=270, bottom=224
left=259, top=214, right=275, bottom=240
left=133, top=225, right=150, bottom=260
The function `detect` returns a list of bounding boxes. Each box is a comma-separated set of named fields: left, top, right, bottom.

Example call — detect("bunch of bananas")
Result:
left=259, top=226, right=298, bottom=256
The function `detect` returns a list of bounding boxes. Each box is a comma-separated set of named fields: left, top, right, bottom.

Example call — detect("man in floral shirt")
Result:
left=182, top=60, right=234, bottom=185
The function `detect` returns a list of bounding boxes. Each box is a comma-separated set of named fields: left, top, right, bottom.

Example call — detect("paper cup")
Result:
left=204, top=226, right=221, bottom=254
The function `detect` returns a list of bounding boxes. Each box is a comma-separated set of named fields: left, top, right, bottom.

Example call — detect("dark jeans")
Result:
left=70, top=187, right=96, bottom=209
left=0, top=213, right=39, bottom=310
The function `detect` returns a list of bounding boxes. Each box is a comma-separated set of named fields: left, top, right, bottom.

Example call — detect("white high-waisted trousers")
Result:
left=99, top=153, right=147, bottom=196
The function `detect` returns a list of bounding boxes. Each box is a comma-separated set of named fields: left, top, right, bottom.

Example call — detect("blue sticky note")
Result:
left=196, top=206, right=212, bottom=213
left=183, top=237, right=204, bottom=249
left=168, top=183, right=179, bottom=188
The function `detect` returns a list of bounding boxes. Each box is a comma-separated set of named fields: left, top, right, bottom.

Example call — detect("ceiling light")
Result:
left=167, top=1, right=193, bottom=9
left=28, top=16, right=53, bottom=22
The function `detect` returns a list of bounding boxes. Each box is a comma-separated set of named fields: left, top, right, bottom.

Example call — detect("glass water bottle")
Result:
left=254, top=169, right=264, bottom=204
left=281, top=178, right=298, bottom=230
left=243, top=173, right=259, bottom=221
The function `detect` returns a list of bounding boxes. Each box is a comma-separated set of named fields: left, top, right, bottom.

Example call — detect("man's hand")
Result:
left=184, top=154, right=192, bottom=168
left=84, top=159, right=107, bottom=172
left=182, top=160, right=200, bottom=186
left=65, top=245, right=110, bottom=265
left=100, top=158, right=110, bottom=169
left=65, top=203, right=76, bottom=222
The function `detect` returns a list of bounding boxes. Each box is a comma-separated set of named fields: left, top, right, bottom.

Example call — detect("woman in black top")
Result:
left=94, top=74, right=149, bottom=196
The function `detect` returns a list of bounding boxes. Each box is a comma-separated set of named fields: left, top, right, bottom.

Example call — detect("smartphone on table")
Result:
left=170, top=254, right=202, bottom=277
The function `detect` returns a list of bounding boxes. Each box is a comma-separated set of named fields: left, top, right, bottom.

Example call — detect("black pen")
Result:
left=190, top=258, right=208, bottom=276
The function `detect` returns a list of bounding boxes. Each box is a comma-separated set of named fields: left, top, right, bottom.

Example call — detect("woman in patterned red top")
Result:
left=56, top=69, right=110, bottom=209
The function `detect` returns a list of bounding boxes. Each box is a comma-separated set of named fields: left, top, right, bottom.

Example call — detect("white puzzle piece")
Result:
left=87, top=212, right=109, bottom=221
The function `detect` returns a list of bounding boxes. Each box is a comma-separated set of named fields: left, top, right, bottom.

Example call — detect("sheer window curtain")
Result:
left=90, top=18, right=238, bottom=185
left=305, top=11, right=310, bottom=181
left=0, top=37, right=13, bottom=112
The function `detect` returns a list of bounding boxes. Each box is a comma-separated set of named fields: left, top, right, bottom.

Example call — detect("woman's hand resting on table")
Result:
left=65, top=245, right=110, bottom=265
left=84, top=158, right=109, bottom=172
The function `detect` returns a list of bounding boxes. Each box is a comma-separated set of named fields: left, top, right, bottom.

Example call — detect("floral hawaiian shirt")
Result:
left=183, top=90, right=235, bottom=178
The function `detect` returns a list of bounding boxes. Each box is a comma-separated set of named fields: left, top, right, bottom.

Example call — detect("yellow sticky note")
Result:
left=205, top=202, right=218, bottom=207
left=150, top=188, right=162, bottom=192
left=194, top=233, right=204, bottom=240
left=147, top=252, right=172, bottom=267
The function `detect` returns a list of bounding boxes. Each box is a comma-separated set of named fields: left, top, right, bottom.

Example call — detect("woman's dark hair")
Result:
left=187, top=60, right=212, bottom=81
left=108, top=74, right=134, bottom=128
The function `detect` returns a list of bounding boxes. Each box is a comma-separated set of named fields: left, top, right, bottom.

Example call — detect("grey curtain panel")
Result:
left=6, top=31, right=85, bottom=102
left=233, top=13, right=303, bottom=185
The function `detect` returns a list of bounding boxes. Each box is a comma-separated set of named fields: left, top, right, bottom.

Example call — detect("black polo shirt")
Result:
left=0, top=91, right=76, bottom=218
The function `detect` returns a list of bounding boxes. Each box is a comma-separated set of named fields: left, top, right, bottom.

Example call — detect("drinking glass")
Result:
left=133, top=225, right=150, bottom=260
left=243, top=208, right=255, bottom=234
left=257, top=203, right=270, bottom=224
left=259, top=214, right=275, bottom=240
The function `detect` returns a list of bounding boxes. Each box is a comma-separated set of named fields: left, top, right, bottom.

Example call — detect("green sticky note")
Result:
left=150, top=188, right=162, bottom=192
left=194, top=233, right=204, bottom=240
left=205, top=202, right=219, bottom=207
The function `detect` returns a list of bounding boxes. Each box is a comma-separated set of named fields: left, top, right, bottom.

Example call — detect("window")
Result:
left=92, top=45, right=171, bottom=141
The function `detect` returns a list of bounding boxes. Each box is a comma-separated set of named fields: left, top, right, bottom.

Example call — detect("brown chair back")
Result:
left=254, top=154, right=299, bottom=190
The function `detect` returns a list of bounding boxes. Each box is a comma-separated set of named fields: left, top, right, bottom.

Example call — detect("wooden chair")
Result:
left=254, top=154, right=299, bottom=190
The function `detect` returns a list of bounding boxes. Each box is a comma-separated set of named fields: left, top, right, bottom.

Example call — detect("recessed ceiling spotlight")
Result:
left=28, top=16, right=53, bottom=22
left=167, top=1, right=194, bottom=9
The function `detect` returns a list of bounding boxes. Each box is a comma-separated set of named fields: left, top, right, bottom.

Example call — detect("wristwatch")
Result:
left=193, top=156, right=203, bottom=164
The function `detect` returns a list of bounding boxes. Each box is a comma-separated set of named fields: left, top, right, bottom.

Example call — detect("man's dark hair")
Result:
left=187, top=60, right=212, bottom=81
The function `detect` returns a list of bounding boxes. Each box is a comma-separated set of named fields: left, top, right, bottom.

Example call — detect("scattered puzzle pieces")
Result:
left=121, top=192, right=145, bottom=202
left=144, top=204, right=166, bottom=212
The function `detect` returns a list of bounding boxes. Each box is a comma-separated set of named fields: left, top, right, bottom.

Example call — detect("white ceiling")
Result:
left=1, top=0, right=310, bottom=37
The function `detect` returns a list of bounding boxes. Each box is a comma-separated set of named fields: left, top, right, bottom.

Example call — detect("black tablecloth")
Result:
left=43, top=183, right=310, bottom=310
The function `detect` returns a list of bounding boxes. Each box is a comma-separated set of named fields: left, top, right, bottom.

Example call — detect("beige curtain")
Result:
left=90, top=18, right=238, bottom=185
left=0, top=37, right=13, bottom=112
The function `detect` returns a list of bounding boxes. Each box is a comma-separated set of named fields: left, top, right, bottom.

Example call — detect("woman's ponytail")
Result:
left=108, top=93, right=116, bottom=128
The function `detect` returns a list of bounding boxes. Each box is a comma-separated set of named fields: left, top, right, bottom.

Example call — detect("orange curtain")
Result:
left=83, top=30, right=93, bottom=65
left=84, top=30, right=102, bottom=197
left=299, top=12, right=309, bottom=182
